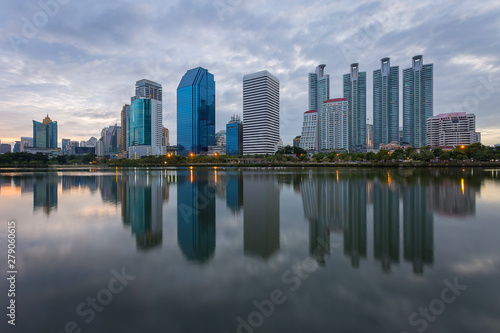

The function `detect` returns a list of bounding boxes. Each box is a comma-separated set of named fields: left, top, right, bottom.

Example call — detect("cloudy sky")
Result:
left=1, top=0, right=499, bottom=147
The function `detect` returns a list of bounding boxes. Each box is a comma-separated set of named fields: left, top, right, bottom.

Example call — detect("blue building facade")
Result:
left=33, top=115, right=57, bottom=148
left=177, top=67, right=215, bottom=156
left=129, top=98, right=152, bottom=147
left=226, top=115, right=243, bottom=156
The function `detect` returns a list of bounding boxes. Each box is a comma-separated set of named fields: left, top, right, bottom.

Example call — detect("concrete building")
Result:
left=243, top=70, right=280, bottom=155
left=426, top=112, right=479, bottom=147
left=162, top=127, right=170, bottom=147
left=300, top=110, right=318, bottom=152
left=20, top=137, right=33, bottom=152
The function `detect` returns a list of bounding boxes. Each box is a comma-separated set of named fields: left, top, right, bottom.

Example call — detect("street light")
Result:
left=189, top=153, right=194, bottom=157
left=214, top=152, right=219, bottom=157
left=167, top=153, right=171, bottom=158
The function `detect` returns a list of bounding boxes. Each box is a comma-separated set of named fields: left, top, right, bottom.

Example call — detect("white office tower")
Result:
left=320, top=98, right=349, bottom=151
left=300, top=110, right=318, bottom=152
left=243, top=70, right=280, bottom=155
left=129, top=79, right=165, bottom=158
left=426, top=112, right=479, bottom=147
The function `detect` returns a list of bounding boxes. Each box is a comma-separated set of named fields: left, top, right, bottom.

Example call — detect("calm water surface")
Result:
left=0, top=167, right=499, bottom=333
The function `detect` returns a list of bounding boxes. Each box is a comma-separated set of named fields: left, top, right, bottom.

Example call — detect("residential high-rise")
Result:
left=243, top=70, right=280, bottom=155
left=129, top=79, right=163, bottom=158
left=403, top=55, right=433, bottom=147
left=226, top=115, right=243, bottom=156
left=426, top=112, right=479, bottom=147
left=120, top=104, right=130, bottom=158
left=320, top=98, right=349, bottom=151
left=33, top=115, right=57, bottom=148
left=308, top=64, right=330, bottom=113
left=300, top=110, right=318, bottom=152
left=373, top=58, right=399, bottom=148
left=343, top=63, right=366, bottom=152
left=177, top=67, right=215, bottom=156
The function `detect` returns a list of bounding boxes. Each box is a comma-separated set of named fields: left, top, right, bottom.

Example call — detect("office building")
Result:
left=62, top=139, right=71, bottom=152
left=33, top=115, right=57, bottom=148
left=226, top=115, right=243, bottom=156
left=300, top=110, right=318, bottom=152
left=373, top=57, right=399, bottom=148
left=0, top=143, right=11, bottom=154
left=293, top=136, right=301, bottom=148
left=403, top=55, right=433, bottom=147
left=242, top=70, right=280, bottom=155
left=177, top=67, right=216, bottom=156
left=426, top=112, right=479, bottom=147
left=343, top=63, right=366, bottom=152
left=20, top=137, right=33, bottom=152
left=320, top=98, right=349, bottom=151
left=13, top=141, right=21, bottom=153
left=99, top=125, right=121, bottom=158
left=129, top=79, right=163, bottom=158
left=121, top=104, right=130, bottom=158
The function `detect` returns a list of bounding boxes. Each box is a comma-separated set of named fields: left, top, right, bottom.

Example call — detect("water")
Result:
left=0, top=167, right=499, bottom=333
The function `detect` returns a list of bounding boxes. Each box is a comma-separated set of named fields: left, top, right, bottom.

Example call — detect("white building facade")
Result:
left=320, top=98, right=349, bottom=151
left=426, top=112, right=479, bottom=147
left=300, top=110, right=318, bottom=151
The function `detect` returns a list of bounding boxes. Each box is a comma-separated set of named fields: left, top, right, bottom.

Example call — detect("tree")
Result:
left=405, top=147, right=417, bottom=159
left=312, top=152, right=325, bottom=161
left=82, top=153, right=97, bottom=164
left=365, top=151, right=376, bottom=161
left=376, top=149, right=391, bottom=161
left=391, top=149, right=405, bottom=161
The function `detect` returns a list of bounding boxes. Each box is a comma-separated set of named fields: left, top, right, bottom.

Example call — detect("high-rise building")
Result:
left=129, top=79, right=163, bottom=158
left=426, top=112, right=479, bottom=147
left=100, top=125, right=121, bottom=158
left=242, top=70, right=280, bottom=155
left=62, top=139, right=71, bottom=152
left=13, top=141, right=21, bottom=153
left=121, top=104, right=130, bottom=158
left=20, top=137, right=33, bottom=152
left=373, top=58, right=399, bottom=148
left=343, top=63, right=366, bottom=152
left=300, top=110, right=318, bottom=152
left=0, top=143, right=11, bottom=154
left=177, top=67, right=215, bottom=156
left=320, top=98, right=349, bottom=151
left=366, top=124, right=374, bottom=149
left=33, top=115, right=57, bottom=148
left=162, top=127, right=170, bottom=147
left=226, top=115, right=243, bottom=156
left=308, top=64, right=330, bottom=113
left=403, top=55, right=433, bottom=147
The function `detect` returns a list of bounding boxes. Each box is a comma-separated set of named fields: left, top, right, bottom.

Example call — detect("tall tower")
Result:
left=129, top=79, right=163, bottom=158
left=308, top=64, right=330, bottom=112
left=343, top=63, right=366, bottom=152
left=373, top=57, right=399, bottom=148
left=177, top=67, right=216, bottom=156
left=33, top=115, right=57, bottom=148
left=242, top=70, right=280, bottom=155
left=120, top=104, right=130, bottom=158
left=403, top=55, right=433, bottom=147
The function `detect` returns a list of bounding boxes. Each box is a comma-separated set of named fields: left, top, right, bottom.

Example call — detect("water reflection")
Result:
left=177, top=169, right=216, bottom=263
left=33, top=174, right=58, bottom=215
left=243, top=172, right=280, bottom=259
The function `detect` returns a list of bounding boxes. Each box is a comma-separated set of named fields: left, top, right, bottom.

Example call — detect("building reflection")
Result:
left=243, top=173, right=280, bottom=259
left=177, top=169, right=216, bottom=263
left=403, top=180, right=434, bottom=274
left=429, top=178, right=478, bottom=218
left=343, top=177, right=367, bottom=268
left=120, top=171, right=163, bottom=250
left=33, top=174, right=58, bottom=215
left=226, top=169, right=243, bottom=214
left=373, top=173, right=400, bottom=272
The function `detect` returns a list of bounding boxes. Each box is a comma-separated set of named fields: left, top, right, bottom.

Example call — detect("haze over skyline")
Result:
left=1, top=0, right=499, bottom=147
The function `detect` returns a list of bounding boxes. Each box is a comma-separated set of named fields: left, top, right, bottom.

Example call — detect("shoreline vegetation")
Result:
left=1, top=143, right=500, bottom=169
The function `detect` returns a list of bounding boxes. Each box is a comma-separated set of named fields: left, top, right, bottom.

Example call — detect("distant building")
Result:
left=121, top=104, right=130, bottom=158
left=309, top=64, right=330, bottom=114
left=74, top=147, right=95, bottom=156
left=300, top=110, right=318, bottom=152
left=33, top=115, right=57, bottom=148
left=293, top=136, right=301, bottom=148
left=426, top=112, right=479, bottom=147
left=13, top=141, right=21, bottom=153
left=62, top=139, right=71, bottom=151
left=373, top=57, right=399, bottom=147
left=177, top=67, right=215, bottom=156
left=243, top=70, right=280, bottom=155
left=344, top=63, right=366, bottom=152
left=86, top=137, right=98, bottom=147
left=320, top=98, right=349, bottom=151
left=0, top=143, right=11, bottom=154
left=129, top=79, right=163, bottom=158
left=215, top=130, right=226, bottom=147
left=366, top=124, right=373, bottom=149
left=20, top=137, right=33, bottom=152
left=226, top=115, right=243, bottom=156
left=98, top=125, right=121, bottom=158
left=403, top=55, right=433, bottom=147
left=162, top=127, right=170, bottom=147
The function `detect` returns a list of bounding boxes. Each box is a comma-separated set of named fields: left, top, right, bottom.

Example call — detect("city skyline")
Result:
left=1, top=1, right=499, bottom=147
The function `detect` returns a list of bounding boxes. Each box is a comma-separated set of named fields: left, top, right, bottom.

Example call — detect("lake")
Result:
left=0, top=167, right=499, bottom=333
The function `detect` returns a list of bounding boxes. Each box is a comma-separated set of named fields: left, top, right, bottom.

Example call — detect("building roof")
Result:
left=324, top=98, right=347, bottom=103
left=304, top=110, right=317, bottom=113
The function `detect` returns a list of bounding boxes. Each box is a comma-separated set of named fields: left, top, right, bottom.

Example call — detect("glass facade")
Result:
left=33, top=117, right=57, bottom=148
left=226, top=121, right=242, bottom=155
left=343, top=64, right=366, bottom=152
left=129, top=98, right=152, bottom=147
left=177, top=67, right=215, bottom=156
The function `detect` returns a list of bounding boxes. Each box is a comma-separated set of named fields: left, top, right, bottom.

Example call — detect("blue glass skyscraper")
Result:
left=343, top=63, right=366, bottom=152
left=129, top=98, right=152, bottom=147
left=226, top=115, right=243, bottom=156
left=33, top=115, right=57, bottom=148
left=177, top=67, right=215, bottom=156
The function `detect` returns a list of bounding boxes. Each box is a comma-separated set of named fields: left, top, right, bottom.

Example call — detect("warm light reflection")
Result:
left=0, top=186, right=21, bottom=196
left=461, top=178, right=465, bottom=195
left=214, top=169, right=217, bottom=185
left=336, top=169, right=339, bottom=183
left=388, top=171, right=391, bottom=188
left=190, top=168, right=194, bottom=184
